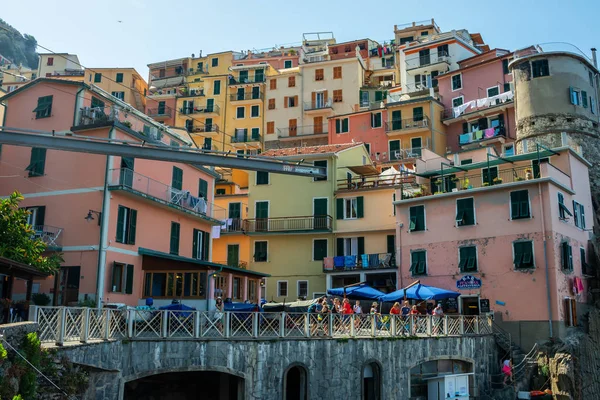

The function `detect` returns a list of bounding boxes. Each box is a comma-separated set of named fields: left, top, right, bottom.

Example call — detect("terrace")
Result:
left=277, top=125, right=328, bottom=138
left=385, top=116, right=430, bottom=133
left=244, top=215, right=333, bottom=234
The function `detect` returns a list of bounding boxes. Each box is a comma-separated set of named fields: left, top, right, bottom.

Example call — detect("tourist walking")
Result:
left=214, top=297, right=224, bottom=332
left=433, top=303, right=444, bottom=335
left=502, top=359, right=513, bottom=385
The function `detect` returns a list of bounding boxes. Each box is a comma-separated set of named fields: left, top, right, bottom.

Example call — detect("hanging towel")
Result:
left=345, top=255, right=357, bottom=268
left=333, top=256, right=345, bottom=268
left=459, top=133, right=472, bottom=144
left=474, top=130, right=484, bottom=140
left=323, top=257, right=334, bottom=270
left=211, top=225, right=221, bottom=239
left=576, top=277, right=585, bottom=293
left=378, top=254, right=388, bottom=266
left=369, top=254, right=380, bottom=267
left=361, top=254, right=369, bottom=268
left=484, top=128, right=496, bottom=138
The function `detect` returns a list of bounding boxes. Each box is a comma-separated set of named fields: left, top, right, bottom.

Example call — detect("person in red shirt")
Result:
left=342, top=298, right=353, bottom=314
left=390, top=302, right=401, bottom=315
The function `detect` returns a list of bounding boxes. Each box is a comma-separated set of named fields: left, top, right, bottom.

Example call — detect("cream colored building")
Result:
left=0, top=64, right=35, bottom=92
left=264, top=68, right=303, bottom=148
left=37, top=53, right=84, bottom=80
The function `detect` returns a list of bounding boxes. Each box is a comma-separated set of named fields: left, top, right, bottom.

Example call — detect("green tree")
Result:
left=0, top=191, right=61, bottom=273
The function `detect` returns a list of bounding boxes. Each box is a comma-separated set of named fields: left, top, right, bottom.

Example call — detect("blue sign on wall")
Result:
left=456, top=275, right=482, bottom=290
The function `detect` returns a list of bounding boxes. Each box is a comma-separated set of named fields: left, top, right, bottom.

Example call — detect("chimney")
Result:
left=592, top=48, right=598, bottom=68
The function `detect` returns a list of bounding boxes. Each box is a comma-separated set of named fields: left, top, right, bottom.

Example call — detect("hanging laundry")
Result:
left=323, top=257, right=334, bottom=270
left=371, top=48, right=378, bottom=57
left=377, top=46, right=383, bottom=57
left=453, top=100, right=475, bottom=118
left=369, top=254, right=379, bottom=267
left=345, top=255, right=357, bottom=268
left=483, top=127, right=496, bottom=138
left=474, top=130, right=484, bottom=141
left=211, top=225, right=221, bottom=239
left=333, top=256, right=345, bottom=269
left=361, top=254, right=369, bottom=268
left=459, top=133, right=472, bottom=145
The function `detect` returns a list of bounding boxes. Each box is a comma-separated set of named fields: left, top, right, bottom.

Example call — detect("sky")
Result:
left=2, top=0, right=599, bottom=79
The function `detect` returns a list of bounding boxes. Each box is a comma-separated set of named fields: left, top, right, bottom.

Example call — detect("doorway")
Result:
left=313, top=198, right=328, bottom=230
left=363, top=362, right=381, bottom=400
left=315, top=92, right=325, bottom=108
left=54, top=266, right=80, bottom=306
left=460, top=296, right=480, bottom=316
left=284, top=366, right=308, bottom=400
left=227, top=244, right=240, bottom=268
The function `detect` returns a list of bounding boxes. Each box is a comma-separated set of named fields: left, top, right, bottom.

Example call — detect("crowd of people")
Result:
left=308, top=297, right=445, bottom=318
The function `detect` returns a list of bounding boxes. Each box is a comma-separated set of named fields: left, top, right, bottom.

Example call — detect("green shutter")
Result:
left=342, top=118, right=349, bottom=132
left=170, top=222, right=180, bottom=255
left=511, top=191, right=530, bottom=219
left=410, top=205, right=425, bottom=231
left=128, top=209, right=137, bottom=244
left=116, top=73, right=123, bottom=83
left=125, top=264, right=134, bottom=294
left=336, top=198, right=344, bottom=219
left=116, top=206, right=125, bottom=243
left=336, top=238, right=344, bottom=256
left=582, top=91, right=588, bottom=108
left=335, top=119, right=341, bottom=133
left=213, top=80, right=221, bottom=95
left=172, top=167, right=183, bottom=190
left=192, top=229, right=199, bottom=259
left=199, top=179, right=208, bottom=198
left=356, top=196, right=364, bottom=218
left=27, top=148, right=47, bottom=176
left=202, top=230, right=210, bottom=261
left=251, top=127, right=260, bottom=140
left=357, top=237, right=365, bottom=255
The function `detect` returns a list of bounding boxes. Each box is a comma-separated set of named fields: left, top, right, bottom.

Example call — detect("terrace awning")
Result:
left=344, top=165, right=379, bottom=175
left=327, top=284, right=385, bottom=300
left=380, top=283, right=459, bottom=302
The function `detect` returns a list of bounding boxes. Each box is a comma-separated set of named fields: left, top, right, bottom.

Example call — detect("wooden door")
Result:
left=289, top=119, right=297, bottom=137
left=313, top=116, right=323, bottom=134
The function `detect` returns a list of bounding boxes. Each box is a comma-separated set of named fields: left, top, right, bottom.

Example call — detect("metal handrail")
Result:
left=385, top=116, right=430, bottom=132
left=244, top=215, right=333, bottom=233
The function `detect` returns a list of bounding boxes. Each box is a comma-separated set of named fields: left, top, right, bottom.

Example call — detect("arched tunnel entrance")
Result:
left=124, top=371, right=244, bottom=400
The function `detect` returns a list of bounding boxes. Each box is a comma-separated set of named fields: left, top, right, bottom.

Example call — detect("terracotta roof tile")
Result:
left=261, top=143, right=362, bottom=157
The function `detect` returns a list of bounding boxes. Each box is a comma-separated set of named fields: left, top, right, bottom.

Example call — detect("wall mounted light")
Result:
left=84, top=210, right=102, bottom=226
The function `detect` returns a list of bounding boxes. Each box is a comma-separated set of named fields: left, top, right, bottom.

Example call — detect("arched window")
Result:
left=284, top=365, right=307, bottom=400
left=363, top=362, right=381, bottom=400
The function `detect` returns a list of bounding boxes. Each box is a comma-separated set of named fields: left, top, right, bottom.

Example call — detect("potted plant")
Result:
left=483, top=182, right=490, bottom=187
left=289, top=49, right=296, bottom=55
left=493, top=177, right=503, bottom=185
left=515, top=176, right=524, bottom=181
left=462, top=178, right=470, bottom=190
left=525, top=169, right=533, bottom=180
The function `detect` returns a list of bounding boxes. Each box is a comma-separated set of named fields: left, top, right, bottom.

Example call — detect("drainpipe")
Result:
left=538, top=181, right=553, bottom=337
left=429, top=100, right=434, bottom=153
left=95, top=127, right=115, bottom=308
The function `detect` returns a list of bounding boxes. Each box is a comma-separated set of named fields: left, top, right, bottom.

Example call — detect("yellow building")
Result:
left=37, top=53, right=84, bottom=81
left=0, top=64, right=35, bottom=92
left=383, top=93, right=447, bottom=167
left=84, top=68, right=148, bottom=112
left=241, top=143, right=369, bottom=302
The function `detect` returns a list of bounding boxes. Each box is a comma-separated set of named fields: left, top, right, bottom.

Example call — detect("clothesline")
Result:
left=453, top=91, right=514, bottom=118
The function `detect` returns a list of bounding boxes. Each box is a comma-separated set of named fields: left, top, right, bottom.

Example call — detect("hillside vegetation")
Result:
left=0, top=18, right=38, bottom=69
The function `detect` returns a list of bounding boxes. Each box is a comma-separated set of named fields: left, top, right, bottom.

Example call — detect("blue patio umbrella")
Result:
left=159, top=303, right=196, bottom=318
left=380, top=283, right=460, bottom=302
left=327, top=284, right=386, bottom=300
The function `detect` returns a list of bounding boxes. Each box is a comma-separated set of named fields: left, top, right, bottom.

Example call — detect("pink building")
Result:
left=328, top=109, right=388, bottom=164
left=437, top=49, right=516, bottom=155
left=235, top=47, right=299, bottom=70
left=394, top=146, right=595, bottom=349
left=0, top=78, right=266, bottom=309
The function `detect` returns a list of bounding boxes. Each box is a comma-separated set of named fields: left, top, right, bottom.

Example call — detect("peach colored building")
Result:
left=234, top=47, right=299, bottom=70
left=0, top=78, right=266, bottom=309
left=394, top=145, right=594, bottom=349
left=437, top=49, right=516, bottom=155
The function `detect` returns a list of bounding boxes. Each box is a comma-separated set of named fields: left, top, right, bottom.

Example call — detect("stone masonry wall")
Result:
left=59, top=336, right=497, bottom=400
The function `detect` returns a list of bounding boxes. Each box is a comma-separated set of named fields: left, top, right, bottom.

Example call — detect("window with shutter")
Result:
left=288, top=76, right=295, bottom=87
left=458, top=246, right=477, bottom=272
left=371, top=112, right=382, bottom=128
left=268, top=98, right=275, bottom=110
left=256, top=171, right=269, bottom=185
left=251, top=105, right=260, bottom=118
left=313, top=160, right=327, bottom=182
left=270, top=79, right=277, bottom=90
left=116, top=205, right=137, bottom=244
left=213, top=80, right=221, bottom=95
left=456, top=198, right=475, bottom=226
left=315, top=69, right=324, bottom=81
left=513, top=241, right=534, bottom=269
left=313, top=239, right=328, bottom=261
left=267, top=121, right=275, bottom=134
left=111, top=263, right=124, bottom=292
left=410, top=251, right=427, bottom=275
left=26, top=148, right=47, bottom=177
left=561, top=242, right=573, bottom=271
left=125, top=264, right=134, bottom=294
left=532, top=59, right=549, bottom=78
left=409, top=205, right=425, bottom=231
left=482, top=167, right=498, bottom=185
left=510, top=190, right=530, bottom=219
left=341, top=118, right=349, bottom=133
left=333, top=66, right=342, bottom=79
left=582, top=91, right=588, bottom=108
left=254, top=241, right=268, bottom=262
left=170, top=222, right=180, bottom=255
left=171, top=167, right=183, bottom=190
left=333, top=89, right=343, bottom=103
left=33, top=96, right=53, bottom=119
left=198, top=178, right=208, bottom=198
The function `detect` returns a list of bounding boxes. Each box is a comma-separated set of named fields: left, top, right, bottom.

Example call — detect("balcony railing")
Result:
left=385, top=116, right=430, bottom=132
left=406, top=51, right=450, bottom=71
left=180, top=88, right=205, bottom=97
left=50, top=69, right=85, bottom=77
left=191, top=124, right=219, bottom=133
left=458, top=127, right=507, bottom=146
left=180, top=104, right=221, bottom=115
left=360, top=100, right=386, bottom=110
left=213, top=261, right=248, bottom=270
left=147, top=107, right=173, bottom=118
left=228, top=76, right=266, bottom=85
left=192, top=66, right=209, bottom=74
left=229, top=91, right=264, bottom=101
left=277, top=125, right=328, bottom=137
left=221, top=218, right=245, bottom=233
left=32, top=225, right=63, bottom=248
left=337, top=174, right=415, bottom=191
left=244, top=215, right=333, bottom=233
left=303, top=99, right=333, bottom=111
left=323, top=253, right=396, bottom=271
left=150, top=69, right=188, bottom=81
left=231, top=131, right=261, bottom=143
left=108, top=168, right=226, bottom=222
left=442, top=91, right=514, bottom=119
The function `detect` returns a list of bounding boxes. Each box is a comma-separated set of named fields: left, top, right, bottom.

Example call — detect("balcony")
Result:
left=229, top=91, right=263, bottom=102
left=406, top=51, right=450, bottom=74
left=190, top=124, right=219, bottom=134
left=179, top=88, right=205, bottom=97
left=228, top=76, right=265, bottom=85
left=385, top=116, right=430, bottom=133
left=377, top=143, right=430, bottom=164
left=337, top=173, right=415, bottom=191
left=323, top=253, right=396, bottom=272
left=213, top=260, right=248, bottom=269
left=303, top=99, right=333, bottom=112
left=49, top=69, right=84, bottom=77
left=277, top=125, right=328, bottom=138
left=108, top=168, right=226, bottom=223
left=180, top=104, right=220, bottom=115
left=231, top=130, right=261, bottom=144
left=244, top=215, right=333, bottom=233
left=32, top=225, right=63, bottom=249
left=147, top=106, right=173, bottom=119
left=192, top=66, right=209, bottom=75
left=458, top=126, right=507, bottom=148
left=359, top=100, right=386, bottom=110
left=220, top=218, right=245, bottom=234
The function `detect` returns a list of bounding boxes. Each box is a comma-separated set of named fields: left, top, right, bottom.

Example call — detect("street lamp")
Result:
left=84, top=210, right=101, bottom=226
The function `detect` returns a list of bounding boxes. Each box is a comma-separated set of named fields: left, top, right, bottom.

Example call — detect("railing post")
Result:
left=409, top=315, right=414, bottom=336
left=350, top=315, right=356, bottom=338
left=390, top=315, right=397, bottom=336
left=253, top=312, right=259, bottom=338
left=28, top=305, right=38, bottom=323
left=459, top=315, right=465, bottom=335
left=104, top=309, right=111, bottom=340
left=444, top=315, right=448, bottom=336
left=224, top=312, right=231, bottom=338
left=127, top=309, right=134, bottom=338
left=279, top=312, right=286, bottom=338
left=57, top=307, right=67, bottom=346
left=475, top=316, right=480, bottom=335
left=81, top=307, right=90, bottom=343
left=426, top=315, right=432, bottom=336
left=161, top=310, right=168, bottom=338
left=194, top=311, right=201, bottom=338
left=371, top=315, right=376, bottom=337
left=304, top=313, right=310, bottom=338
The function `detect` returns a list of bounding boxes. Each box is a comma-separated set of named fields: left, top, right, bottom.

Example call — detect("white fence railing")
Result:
left=30, top=306, right=493, bottom=345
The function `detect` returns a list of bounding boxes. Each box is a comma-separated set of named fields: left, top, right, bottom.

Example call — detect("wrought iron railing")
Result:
left=31, top=225, right=63, bottom=248
left=231, top=132, right=261, bottom=143
left=190, top=124, right=219, bottom=133
left=323, top=253, right=396, bottom=271
left=147, top=107, right=173, bottom=118
left=406, top=51, right=450, bottom=70
left=228, top=76, right=266, bottom=85
left=303, top=99, right=333, bottom=111
left=244, top=215, right=333, bottom=233
left=336, top=174, right=415, bottom=191
left=229, top=91, right=263, bottom=101
left=179, top=103, right=220, bottom=115
left=213, top=261, right=248, bottom=269
left=385, top=116, right=430, bottom=132
left=108, top=168, right=226, bottom=221
left=277, top=125, right=328, bottom=137
left=31, top=306, right=493, bottom=344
